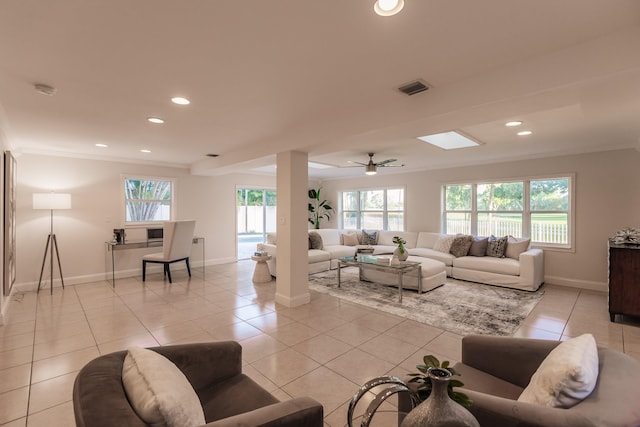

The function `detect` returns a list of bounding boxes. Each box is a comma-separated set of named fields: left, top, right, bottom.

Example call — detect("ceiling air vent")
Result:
left=398, top=80, right=430, bottom=96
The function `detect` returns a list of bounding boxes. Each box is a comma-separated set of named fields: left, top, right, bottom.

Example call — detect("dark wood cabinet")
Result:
left=609, top=243, right=640, bottom=322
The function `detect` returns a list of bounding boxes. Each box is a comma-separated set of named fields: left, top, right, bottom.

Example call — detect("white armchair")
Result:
left=142, top=220, right=196, bottom=283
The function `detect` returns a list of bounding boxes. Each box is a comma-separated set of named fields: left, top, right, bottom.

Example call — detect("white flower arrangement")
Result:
left=610, top=227, right=640, bottom=245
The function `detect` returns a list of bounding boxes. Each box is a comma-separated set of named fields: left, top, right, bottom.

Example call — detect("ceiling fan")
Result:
left=348, top=153, right=405, bottom=175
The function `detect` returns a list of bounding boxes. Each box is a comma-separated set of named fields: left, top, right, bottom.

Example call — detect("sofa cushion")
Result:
left=506, top=237, right=531, bottom=260
left=408, top=247, right=456, bottom=266
left=518, top=334, right=599, bottom=408
left=312, top=228, right=341, bottom=246
left=450, top=235, right=473, bottom=257
left=266, top=232, right=277, bottom=244
left=122, top=346, right=205, bottom=427
left=309, top=231, right=323, bottom=250
left=377, top=231, right=419, bottom=248
left=362, top=229, right=379, bottom=245
left=453, top=256, right=520, bottom=276
left=324, top=245, right=356, bottom=259
left=416, top=232, right=442, bottom=249
left=341, top=233, right=359, bottom=246
left=486, top=235, right=508, bottom=258
left=468, top=237, right=488, bottom=257
left=433, top=235, right=456, bottom=253
left=308, top=249, right=331, bottom=263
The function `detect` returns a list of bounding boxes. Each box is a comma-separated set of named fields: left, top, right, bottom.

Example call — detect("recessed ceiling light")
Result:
left=171, top=97, right=190, bottom=105
left=517, top=130, right=533, bottom=136
left=374, top=0, right=404, bottom=16
left=140, top=149, right=152, bottom=153
left=417, top=131, right=481, bottom=150
left=147, top=117, right=164, bottom=124
left=505, top=121, right=523, bottom=127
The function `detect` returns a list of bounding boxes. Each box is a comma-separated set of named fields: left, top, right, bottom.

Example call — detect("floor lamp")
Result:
left=33, top=192, right=71, bottom=294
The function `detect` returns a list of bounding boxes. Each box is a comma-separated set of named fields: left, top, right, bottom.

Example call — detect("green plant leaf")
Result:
left=423, top=355, right=440, bottom=367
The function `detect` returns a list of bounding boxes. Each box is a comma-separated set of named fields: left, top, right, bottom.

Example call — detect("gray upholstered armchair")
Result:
left=443, top=335, right=640, bottom=427
left=73, top=341, right=323, bottom=427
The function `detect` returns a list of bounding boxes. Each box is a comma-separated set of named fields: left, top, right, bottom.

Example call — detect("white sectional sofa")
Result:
left=261, top=229, right=544, bottom=292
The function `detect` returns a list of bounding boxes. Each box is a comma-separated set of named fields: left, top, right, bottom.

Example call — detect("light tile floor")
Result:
left=1, top=261, right=639, bottom=426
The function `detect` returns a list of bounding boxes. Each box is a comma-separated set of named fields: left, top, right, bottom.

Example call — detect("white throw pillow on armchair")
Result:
left=518, top=334, right=599, bottom=408
left=122, top=346, right=205, bottom=427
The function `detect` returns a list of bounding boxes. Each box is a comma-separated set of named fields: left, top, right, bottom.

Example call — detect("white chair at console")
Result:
left=142, top=220, right=196, bottom=283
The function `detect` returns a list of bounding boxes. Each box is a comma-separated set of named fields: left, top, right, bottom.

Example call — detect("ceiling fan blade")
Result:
left=378, top=163, right=405, bottom=168
left=348, top=161, right=367, bottom=166
left=375, top=158, right=397, bottom=166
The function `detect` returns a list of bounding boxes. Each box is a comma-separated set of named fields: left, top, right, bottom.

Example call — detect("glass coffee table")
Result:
left=337, top=255, right=422, bottom=303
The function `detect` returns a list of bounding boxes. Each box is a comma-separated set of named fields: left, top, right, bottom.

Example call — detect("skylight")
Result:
left=417, top=131, right=481, bottom=150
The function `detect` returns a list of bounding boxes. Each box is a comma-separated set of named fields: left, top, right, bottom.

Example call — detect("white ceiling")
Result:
left=1, top=0, right=640, bottom=179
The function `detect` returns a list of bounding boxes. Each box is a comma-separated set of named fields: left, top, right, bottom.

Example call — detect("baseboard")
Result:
left=12, top=257, right=238, bottom=293
left=544, top=275, right=608, bottom=293
left=275, top=291, right=311, bottom=307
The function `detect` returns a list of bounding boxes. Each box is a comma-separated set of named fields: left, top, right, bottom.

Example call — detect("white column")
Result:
left=275, top=151, right=310, bottom=307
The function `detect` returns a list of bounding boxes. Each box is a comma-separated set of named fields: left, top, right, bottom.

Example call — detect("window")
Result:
left=443, top=176, right=572, bottom=248
left=340, top=188, right=405, bottom=231
left=124, top=177, right=174, bottom=224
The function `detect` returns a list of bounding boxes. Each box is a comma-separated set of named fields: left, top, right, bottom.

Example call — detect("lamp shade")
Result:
left=33, top=193, right=72, bottom=210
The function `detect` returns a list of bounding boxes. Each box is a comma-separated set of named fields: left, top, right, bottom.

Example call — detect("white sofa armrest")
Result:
left=261, top=243, right=277, bottom=276
left=519, top=248, right=544, bottom=290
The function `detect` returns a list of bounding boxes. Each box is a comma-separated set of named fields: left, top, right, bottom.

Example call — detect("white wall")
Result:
left=13, top=149, right=639, bottom=292
left=15, top=154, right=275, bottom=290
left=319, top=149, right=640, bottom=291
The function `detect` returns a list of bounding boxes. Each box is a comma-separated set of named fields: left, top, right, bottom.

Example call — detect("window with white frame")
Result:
left=443, top=176, right=572, bottom=248
left=340, top=188, right=405, bottom=231
left=123, top=176, right=174, bottom=224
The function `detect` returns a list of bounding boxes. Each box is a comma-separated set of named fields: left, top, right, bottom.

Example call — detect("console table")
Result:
left=608, top=242, right=640, bottom=322
left=106, top=237, right=205, bottom=286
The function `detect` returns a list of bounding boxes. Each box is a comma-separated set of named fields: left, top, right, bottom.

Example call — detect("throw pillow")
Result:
left=449, top=235, right=473, bottom=257
left=341, top=233, right=359, bottom=246
left=468, top=237, right=488, bottom=257
left=266, top=232, right=277, bottom=245
left=486, top=235, right=508, bottom=258
left=433, top=235, right=456, bottom=254
left=308, top=231, right=323, bottom=250
left=517, top=334, right=599, bottom=408
left=362, top=230, right=378, bottom=245
left=505, top=236, right=531, bottom=260
left=122, top=346, right=205, bottom=427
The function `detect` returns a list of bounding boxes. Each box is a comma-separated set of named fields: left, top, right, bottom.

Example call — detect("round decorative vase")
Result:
left=394, top=247, right=409, bottom=261
left=400, top=368, right=480, bottom=427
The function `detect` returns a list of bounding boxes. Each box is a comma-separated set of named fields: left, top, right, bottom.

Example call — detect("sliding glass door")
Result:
left=236, top=187, right=276, bottom=260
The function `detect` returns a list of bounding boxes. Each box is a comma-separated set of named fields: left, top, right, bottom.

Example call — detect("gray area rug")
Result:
left=308, top=268, right=544, bottom=336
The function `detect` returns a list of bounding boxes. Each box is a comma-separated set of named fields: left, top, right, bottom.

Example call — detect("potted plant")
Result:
left=393, top=236, right=408, bottom=261
left=406, top=355, right=472, bottom=408
left=308, top=188, right=334, bottom=229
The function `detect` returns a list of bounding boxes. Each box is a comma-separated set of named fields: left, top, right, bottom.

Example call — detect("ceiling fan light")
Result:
left=365, top=164, right=377, bottom=175
left=374, top=0, right=404, bottom=16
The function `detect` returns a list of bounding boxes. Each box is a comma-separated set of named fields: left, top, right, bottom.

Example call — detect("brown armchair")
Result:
left=446, top=335, right=640, bottom=427
left=73, top=341, right=323, bottom=427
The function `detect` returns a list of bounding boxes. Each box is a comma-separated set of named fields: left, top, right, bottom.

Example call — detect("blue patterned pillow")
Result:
left=361, top=230, right=378, bottom=245
left=486, top=235, right=508, bottom=258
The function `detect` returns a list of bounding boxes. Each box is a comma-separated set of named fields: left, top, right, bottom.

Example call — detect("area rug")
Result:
left=308, top=268, right=544, bottom=336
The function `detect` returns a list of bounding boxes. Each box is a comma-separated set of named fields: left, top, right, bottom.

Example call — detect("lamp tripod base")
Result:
left=38, top=233, right=65, bottom=294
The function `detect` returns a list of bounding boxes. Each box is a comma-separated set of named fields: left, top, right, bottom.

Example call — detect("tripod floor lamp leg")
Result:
left=52, top=234, right=65, bottom=289
left=38, top=234, right=52, bottom=293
